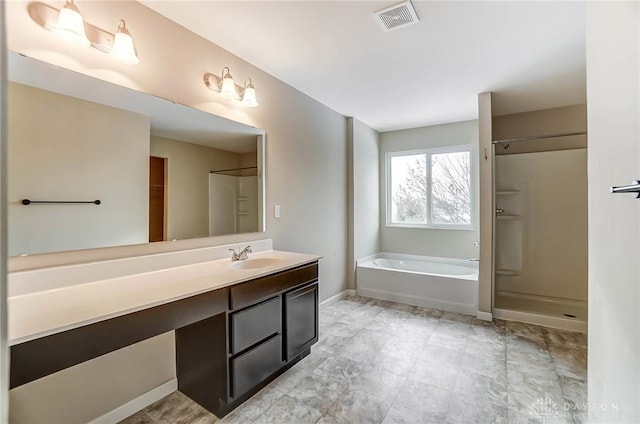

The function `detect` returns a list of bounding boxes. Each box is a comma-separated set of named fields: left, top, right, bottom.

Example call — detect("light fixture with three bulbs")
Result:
left=204, top=67, right=259, bottom=108
left=33, top=0, right=139, bottom=65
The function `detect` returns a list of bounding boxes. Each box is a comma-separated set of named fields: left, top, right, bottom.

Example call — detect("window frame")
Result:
left=385, top=144, right=477, bottom=230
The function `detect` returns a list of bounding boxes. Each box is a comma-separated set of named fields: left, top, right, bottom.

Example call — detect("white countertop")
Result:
left=8, top=250, right=321, bottom=346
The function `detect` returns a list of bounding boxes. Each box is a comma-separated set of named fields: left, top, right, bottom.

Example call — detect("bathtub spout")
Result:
left=469, top=258, right=479, bottom=262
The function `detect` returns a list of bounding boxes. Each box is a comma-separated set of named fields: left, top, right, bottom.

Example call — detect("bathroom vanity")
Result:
left=176, top=261, right=319, bottom=415
left=8, top=248, right=320, bottom=418
left=5, top=53, right=319, bottom=421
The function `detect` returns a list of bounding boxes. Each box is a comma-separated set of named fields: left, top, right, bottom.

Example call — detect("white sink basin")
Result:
left=230, top=257, right=284, bottom=270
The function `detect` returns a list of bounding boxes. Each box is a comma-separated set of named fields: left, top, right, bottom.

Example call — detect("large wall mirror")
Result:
left=7, top=52, right=266, bottom=256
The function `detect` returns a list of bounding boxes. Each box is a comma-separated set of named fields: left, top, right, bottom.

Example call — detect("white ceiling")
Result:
left=143, top=1, right=587, bottom=132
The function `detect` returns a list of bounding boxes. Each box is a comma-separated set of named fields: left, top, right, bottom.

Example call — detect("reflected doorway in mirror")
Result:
left=149, top=156, right=167, bottom=242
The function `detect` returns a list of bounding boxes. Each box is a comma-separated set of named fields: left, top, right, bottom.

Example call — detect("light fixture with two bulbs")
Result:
left=30, top=0, right=140, bottom=65
left=204, top=67, right=259, bottom=108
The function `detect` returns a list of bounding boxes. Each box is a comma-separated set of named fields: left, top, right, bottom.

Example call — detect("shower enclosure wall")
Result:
left=489, top=104, right=588, bottom=332
left=209, top=172, right=259, bottom=236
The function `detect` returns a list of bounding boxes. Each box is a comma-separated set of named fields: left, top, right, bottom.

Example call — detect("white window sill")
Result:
left=386, top=223, right=476, bottom=231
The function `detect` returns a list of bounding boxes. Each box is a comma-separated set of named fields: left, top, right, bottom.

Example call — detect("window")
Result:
left=386, top=145, right=475, bottom=229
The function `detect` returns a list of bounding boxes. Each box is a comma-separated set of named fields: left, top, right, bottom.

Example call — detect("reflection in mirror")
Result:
left=7, top=52, right=266, bottom=256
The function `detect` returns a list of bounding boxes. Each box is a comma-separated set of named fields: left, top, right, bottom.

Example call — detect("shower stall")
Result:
left=209, top=167, right=260, bottom=236
left=486, top=104, right=588, bottom=332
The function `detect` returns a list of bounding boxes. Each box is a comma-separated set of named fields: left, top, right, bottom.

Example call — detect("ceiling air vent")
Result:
left=374, top=0, right=419, bottom=32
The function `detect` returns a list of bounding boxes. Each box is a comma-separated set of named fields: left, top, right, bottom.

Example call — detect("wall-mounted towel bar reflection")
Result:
left=22, top=199, right=102, bottom=205
left=610, top=181, right=640, bottom=198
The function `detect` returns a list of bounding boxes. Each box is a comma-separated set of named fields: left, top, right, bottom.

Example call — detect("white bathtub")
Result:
left=356, top=253, right=479, bottom=315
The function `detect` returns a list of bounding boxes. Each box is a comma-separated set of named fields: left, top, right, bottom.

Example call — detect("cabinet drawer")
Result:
left=285, top=282, right=318, bottom=361
left=230, top=334, right=282, bottom=399
left=230, top=262, right=318, bottom=310
left=230, top=296, right=281, bottom=355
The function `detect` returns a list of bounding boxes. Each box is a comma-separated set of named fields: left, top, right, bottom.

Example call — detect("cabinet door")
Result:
left=230, top=334, right=282, bottom=399
left=285, top=282, right=318, bottom=361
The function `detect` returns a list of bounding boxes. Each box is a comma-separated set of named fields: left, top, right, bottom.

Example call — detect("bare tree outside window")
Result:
left=431, top=151, right=471, bottom=224
left=391, top=154, right=426, bottom=223
left=388, top=148, right=472, bottom=227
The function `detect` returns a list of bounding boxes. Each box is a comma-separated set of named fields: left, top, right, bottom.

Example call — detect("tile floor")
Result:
left=120, top=296, right=587, bottom=424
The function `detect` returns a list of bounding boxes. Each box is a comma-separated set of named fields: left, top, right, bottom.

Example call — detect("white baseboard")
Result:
left=320, top=289, right=356, bottom=309
left=89, top=379, right=177, bottom=424
left=476, top=311, right=493, bottom=321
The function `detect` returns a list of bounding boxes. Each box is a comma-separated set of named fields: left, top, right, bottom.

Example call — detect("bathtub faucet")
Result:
left=229, top=245, right=252, bottom=261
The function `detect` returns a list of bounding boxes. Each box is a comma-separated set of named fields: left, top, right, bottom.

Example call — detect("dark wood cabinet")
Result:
left=176, top=261, right=319, bottom=418
left=175, top=313, right=228, bottom=414
left=285, top=282, right=318, bottom=361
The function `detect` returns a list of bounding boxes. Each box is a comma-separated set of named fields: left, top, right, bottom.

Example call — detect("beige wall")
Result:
left=8, top=82, right=150, bottom=256
left=494, top=149, right=587, bottom=301
left=6, top=1, right=347, bottom=422
left=379, top=120, right=480, bottom=260
left=347, top=118, right=380, bottom=290
left=240, top=150, right=258, bottom=169
left=150, top=135, right=242, bottom=240
left=586, top=2, right=639, bottom=422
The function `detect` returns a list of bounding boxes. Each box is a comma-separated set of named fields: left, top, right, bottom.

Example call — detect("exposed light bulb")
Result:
left=241, top=79, right=258, bottom=107
left=54, top=0, right=90, bottom=47
left=110, top=20, right=139, bottom=65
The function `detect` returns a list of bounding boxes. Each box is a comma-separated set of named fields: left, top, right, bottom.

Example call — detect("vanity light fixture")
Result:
left=110, top=20, right=139, bottom=65
left=203, top=68, right=259, bottom=107
left=53, top=0, right=90, bottom=46
left=240, top=78, right=258, bottom=108
left=29, top=1, right=140, bottom=65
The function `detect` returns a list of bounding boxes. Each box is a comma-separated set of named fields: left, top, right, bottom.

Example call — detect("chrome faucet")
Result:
left=229, top=245, right=252, bottom=261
